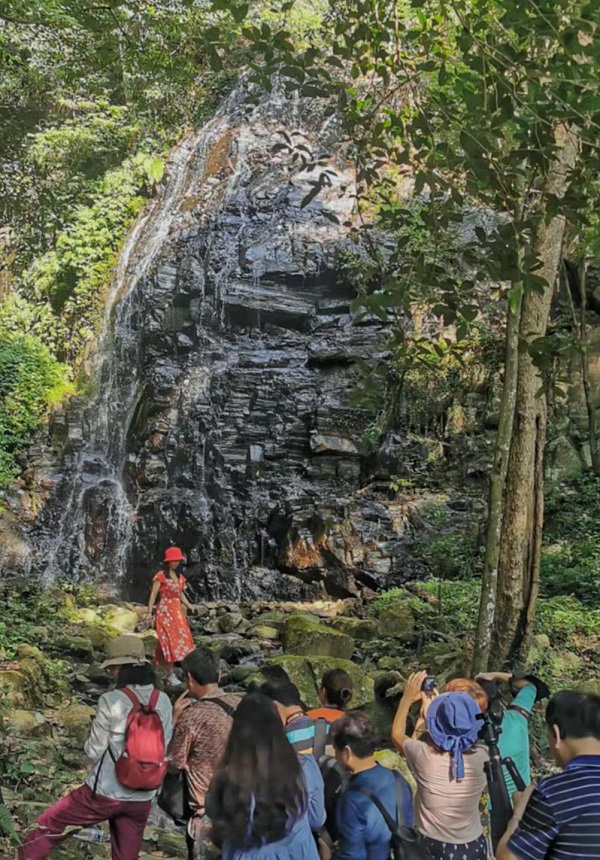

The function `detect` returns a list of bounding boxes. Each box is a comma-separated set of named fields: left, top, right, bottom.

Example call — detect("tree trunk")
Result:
left=579, top=261, right=600, bottom=474
left=522, top=396, right=546, bottom=652
left=563, top=258, right=600, bottom=474
left=492, top=126, right=578, bottom=663
left=472, top=275, right=522, bottom=674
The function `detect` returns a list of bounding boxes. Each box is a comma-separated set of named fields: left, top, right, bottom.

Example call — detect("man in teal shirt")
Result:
left=477, top=672, right=540, bottom=803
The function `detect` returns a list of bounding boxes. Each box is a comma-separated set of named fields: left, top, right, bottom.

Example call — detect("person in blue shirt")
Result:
left=206, top=692, right=325, bottom=860
left=330, top=712, right=413, bottom=860
left=476, top=671, right=545, bottom=802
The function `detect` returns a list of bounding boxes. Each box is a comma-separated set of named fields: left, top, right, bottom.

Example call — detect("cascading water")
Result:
left=22, top=81, right=409, bottom=601
left=41, top=99, right=237, bottom=584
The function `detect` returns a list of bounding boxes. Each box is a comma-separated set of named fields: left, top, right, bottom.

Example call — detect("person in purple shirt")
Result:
left=331, top=712, right=413, bottom=860
left=497, top=690, right=600, bottom=860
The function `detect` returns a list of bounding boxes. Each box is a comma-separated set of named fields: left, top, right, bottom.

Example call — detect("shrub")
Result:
left=0, top=334, right=73, bottom=487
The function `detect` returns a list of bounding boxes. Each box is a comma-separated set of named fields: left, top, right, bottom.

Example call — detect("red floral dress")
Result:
left=153, top=571, right=195, bottom=664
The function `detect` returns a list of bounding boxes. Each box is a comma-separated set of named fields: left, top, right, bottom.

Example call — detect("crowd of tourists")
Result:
left=17, top=547, right=600, bottom=860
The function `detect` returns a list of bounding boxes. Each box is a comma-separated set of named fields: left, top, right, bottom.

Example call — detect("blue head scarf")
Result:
left=426, top=692, right=481, bottom=781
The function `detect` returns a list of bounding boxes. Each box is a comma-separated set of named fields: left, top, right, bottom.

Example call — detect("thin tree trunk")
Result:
left=579, top=261, right=600, bottom=474
left=563, top=258, right=600, bottom=474
left=472, top=272, right=522, bottom=674
left=493, top=125, right=578, bottom=663
left=522, top=398, right=546, bottom=651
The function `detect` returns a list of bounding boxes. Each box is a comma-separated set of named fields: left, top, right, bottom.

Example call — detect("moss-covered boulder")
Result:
left=141, top=630, right=159, bottom=658
left=0, top=645, right=56, bottom=708
left=79, top=624, right=118, bottom=650
left=246, top=624, right=280, bottom=640
left=249, top=611, right=286, bottom=631
left=98, top=605, right=139, bottom=634
left=330, top=616, right=377, bottom=641
left=248, top=655, right=374, bottom=709
left=377, top=598, right=416, bottom=638
left=57, top=704, right=96, bottom=745
left=54, top=635, right=94, bottom=659
left=219, top=613, right=247, bottom=634
left=5, top=709, right=50, bottom=738
left=283, top=614, right=353, bottom=660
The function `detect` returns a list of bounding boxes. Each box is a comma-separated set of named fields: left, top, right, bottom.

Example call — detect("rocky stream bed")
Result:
left=3, top=579, right=598, bottom=859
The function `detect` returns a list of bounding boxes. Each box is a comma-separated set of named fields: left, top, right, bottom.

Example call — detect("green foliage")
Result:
left=0, top=334, right=72, bottom=486
left=21, top=160, right=148, bottom=359
left=536, top=595, right=600, bottom=643
left=0, top=583, right=74, bottom=660
left=412, top=504, right=479, bottom=580
left=541, top=475, right=600, bottom=606
left=239, top=0, right=600, bottom=384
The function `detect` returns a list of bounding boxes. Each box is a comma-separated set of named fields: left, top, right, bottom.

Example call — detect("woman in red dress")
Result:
left=146, top=546, right=196, bottom=686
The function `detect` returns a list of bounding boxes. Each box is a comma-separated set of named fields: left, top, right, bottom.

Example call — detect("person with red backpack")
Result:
left=19, top=635, right=173, bottom=860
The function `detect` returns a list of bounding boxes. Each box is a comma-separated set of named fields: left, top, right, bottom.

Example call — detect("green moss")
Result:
left=256, top=654, right=375, bottom=709
left=283, top=614, right=354, bottom=660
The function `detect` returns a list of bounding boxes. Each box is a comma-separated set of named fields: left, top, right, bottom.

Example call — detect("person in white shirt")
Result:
left=19, top=635, right=173, bottom=860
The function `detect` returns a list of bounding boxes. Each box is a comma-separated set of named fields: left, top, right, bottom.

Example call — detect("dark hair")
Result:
left=321, top=669, right=353, bottom=709
left=182, top=646, right=219, bottom=686
left=546, top=691, right=600, bottom=740
left=259, top=680, right=303, bottom=708
left=209, top=693, right=306, bottom=849
left=330, top=711, right=378, bottom=758
left=117, top=663, right=157, bottom=688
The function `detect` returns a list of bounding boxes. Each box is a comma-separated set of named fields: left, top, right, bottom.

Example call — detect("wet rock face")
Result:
left=9, top=86, right=423, bottom=601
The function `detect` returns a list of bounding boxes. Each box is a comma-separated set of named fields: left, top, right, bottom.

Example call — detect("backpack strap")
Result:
left=119, top=687, right=141, bottom=712
left=508, top=704, right=531, bottom=721
left=349, top=772, right=408, bottom=833
left=148, top=688, right=160, bottom=711
left=349, top=785, right=399, bottom=834
left=202, top=697, right=236, bottom=717
left=313, top=718, right=328, bottom=760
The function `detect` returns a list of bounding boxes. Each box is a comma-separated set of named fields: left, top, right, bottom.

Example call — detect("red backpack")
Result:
left=113, top=688, right=167, bottom=791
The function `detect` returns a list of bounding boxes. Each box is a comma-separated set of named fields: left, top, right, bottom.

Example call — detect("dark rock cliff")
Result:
left=2, top=84, right=432, bottom=602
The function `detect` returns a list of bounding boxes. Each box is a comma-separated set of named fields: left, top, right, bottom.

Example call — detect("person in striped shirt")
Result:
left=259, top=680, right=319, bottom=755
left=497, top=690, right=600, bottom=860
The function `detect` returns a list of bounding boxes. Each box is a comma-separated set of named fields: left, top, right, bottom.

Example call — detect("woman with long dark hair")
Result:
left=206, top=693, right=325, bottom=860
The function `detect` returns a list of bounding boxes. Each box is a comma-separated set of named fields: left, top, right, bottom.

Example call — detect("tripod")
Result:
left=477, top=713, right=526, bottom=853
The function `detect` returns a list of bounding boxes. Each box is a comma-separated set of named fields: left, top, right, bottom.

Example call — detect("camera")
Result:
left=421, top=675, right=436, bottom=693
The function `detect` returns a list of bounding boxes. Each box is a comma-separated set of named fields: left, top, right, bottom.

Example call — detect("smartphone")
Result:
left=422, top=675, right=436, bottom=693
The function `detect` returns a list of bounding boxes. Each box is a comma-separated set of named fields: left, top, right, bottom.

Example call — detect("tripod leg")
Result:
left=502, top=757, right=527, bottom=794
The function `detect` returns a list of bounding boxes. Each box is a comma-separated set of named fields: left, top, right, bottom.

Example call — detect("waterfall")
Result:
left=26, top=81, right=400, bottom=602
left=40, top=96, right=238, bottom=584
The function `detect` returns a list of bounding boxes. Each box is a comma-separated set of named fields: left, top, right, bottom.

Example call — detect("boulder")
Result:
left=283, top=614, right=353, bottom=660
left=54, top=635, right=94, bottom=659
left=330, top=616, right=377, bottom=641
left=253, top=655, right=374, bottom=709
left=99, top=605, right=139, bottom=634
left=231, top=665, right=256, bottom=683
left=57, top=704, right=97, bottom=745
left=526, top=633, right=551, bottom=666
left=0, top=644, right=53, bottom=708
left=80, top=624, right=118, bottom=650
left=218, top=612, right=246, bottom=634
left=248, top=611, right=286, bottom=631
left=141, top=629, right=159, bottom=658
left=246, top=624, right=280, bottom=640
left=377, top=599, right=416, bottom=638
left=5, top=709, right=50, bottom=738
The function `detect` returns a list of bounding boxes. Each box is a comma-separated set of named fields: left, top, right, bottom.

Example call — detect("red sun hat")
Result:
left=163, top=546, right=185, bottom=564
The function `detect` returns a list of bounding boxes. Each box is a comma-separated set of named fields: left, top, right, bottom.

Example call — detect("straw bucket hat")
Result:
left=100, top=635, right=150, bottom=669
